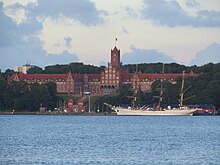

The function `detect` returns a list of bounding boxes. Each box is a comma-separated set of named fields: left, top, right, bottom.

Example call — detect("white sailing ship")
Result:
left=104, top=103, right=197, bottom=116
left=104, top=67, right=197, bottom=116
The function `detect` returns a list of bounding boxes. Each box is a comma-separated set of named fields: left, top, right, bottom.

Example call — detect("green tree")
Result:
left=27, top=66, right=43, bottom=74
left=0, top=74, right=8, bottom=111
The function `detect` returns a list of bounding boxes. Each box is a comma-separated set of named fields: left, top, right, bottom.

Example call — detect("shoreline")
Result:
left=0, top=112, right=218, bottom=116
left=0, top=111, right=116, bottom=116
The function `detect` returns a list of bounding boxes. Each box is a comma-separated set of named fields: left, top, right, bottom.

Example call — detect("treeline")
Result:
left=27, top=62, right=220, bottom=75
left=3, top=62, right=218, bottom=76
left=0, top=74, right=57, bottom=111
left=28, top=62, right=106, bottom=74
left=124, top=62, right=220, bottom=74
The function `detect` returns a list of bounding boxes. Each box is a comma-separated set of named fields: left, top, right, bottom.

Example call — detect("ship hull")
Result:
left=113, top=108, right=197, bottom=116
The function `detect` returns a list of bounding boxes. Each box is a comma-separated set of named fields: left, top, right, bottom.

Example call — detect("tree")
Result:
left=27, top=66, right=43, bottom=74
left=0, top=74, right=8, bottom=111
left=2, top=69, right=14, bottom=80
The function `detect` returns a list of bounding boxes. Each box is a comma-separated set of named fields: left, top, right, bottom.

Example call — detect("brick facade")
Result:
left=8, top=46, right=198, bottom=96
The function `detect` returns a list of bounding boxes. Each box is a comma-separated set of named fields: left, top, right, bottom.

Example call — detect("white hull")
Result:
left=113, top=108, right=197, bottom=116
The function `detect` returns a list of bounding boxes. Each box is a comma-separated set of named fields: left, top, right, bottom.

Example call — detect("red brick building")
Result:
left=9, top=46, right=197, bottom=96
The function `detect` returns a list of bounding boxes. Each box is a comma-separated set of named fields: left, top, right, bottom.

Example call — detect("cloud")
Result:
left=31, top=0, right=105, bottom=26
left=190, top=43, right=220, bottom=66
left=124, top=6, right=137, bottom=18
left=46, top=50, right=79, bottom=66
left=122, top=45, right=176, bottom=64
left=186, top=0, right=200, bottom=8
left=0, top=1, right=80, bottom=71
left=4, top=2, right=43, bottom=34
left=64, top=37, right=72, bottom=47
left=0, top=2, right=43, bottom=48
left=0, top=2, right=21, bottom=47
left=0, top=36, right=79, bottom=71
left=98, top=61, right=107, bottom=67
left=0, top=37, right=43, bottom=70
left=122, top=26, right=129, bottom=34
left=142, top=0, right=220, bottom=27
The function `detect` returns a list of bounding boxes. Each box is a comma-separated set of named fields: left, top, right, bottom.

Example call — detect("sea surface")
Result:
left=0, top=115, right=219, bottom=165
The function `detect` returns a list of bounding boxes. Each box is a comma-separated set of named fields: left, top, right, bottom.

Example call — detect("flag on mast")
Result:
left=115, top=37, right=118, bottom=46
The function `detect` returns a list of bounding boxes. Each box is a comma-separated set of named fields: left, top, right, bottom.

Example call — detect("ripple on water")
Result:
left=0, top=115, right=219, bottom=165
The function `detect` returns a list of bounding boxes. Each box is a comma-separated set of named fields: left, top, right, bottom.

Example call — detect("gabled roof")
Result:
left=9, top=73, right=70, bottom=81
left=9, top=73, right=102, bottom=82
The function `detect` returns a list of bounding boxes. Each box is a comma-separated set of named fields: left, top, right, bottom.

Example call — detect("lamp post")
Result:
left=84, top=92, right=90, bottom=113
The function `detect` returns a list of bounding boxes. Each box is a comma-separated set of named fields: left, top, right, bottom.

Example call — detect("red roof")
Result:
left=8, top=72, right=198, bottom=82
left=17, top=73, right=68, bottom=81
left=119, top=72, right=198, bottom=81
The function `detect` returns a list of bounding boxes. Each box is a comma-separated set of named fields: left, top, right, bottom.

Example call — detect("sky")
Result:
left=0, top=0, right=220, bottom=71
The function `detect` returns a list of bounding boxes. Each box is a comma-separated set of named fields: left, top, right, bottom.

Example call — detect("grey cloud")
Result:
left=186, top=0, right=200, bottom=8
left=0, top=2, right=22, bottom=47
left=46, top=50, right=79, bottom=66
left=0, top=2, right=43, bottom=48
left=17, top=17, right=42, bottom=35
left=0, top=37, right=45, bottom=70
left=190, top=43, right=220, bottom=66
left=0, top=1, right=80, bottom=71
left=99, top=61, right=107, bottom=67
left=64, top=37, right=72, bottom=47
left=5, top=3, right=43, bottom=34
left=31, top=0, right=105, bottom=26
left=0, top=36, right=79, bottom=71
left=122, top=26, right=129, bottom=34
left=142, top=0, right=220, bottom=27
left=124, top=7, right=137, bottom=18
left=122, top=45, right=176, bottom=64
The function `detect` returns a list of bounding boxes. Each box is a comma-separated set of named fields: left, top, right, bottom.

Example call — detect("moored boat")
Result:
left=104, top=103, right=197, bottom=116
left=104, top=67, right=197, bottom=116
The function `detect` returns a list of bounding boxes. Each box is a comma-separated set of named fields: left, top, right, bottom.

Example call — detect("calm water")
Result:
left=0, top=115, right=219, bottom=165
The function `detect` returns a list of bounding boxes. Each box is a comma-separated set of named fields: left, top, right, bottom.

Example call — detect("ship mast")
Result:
left=154, top=64, right=165, bottom=110
left=179, top=71, right=185, bottom=107
left=158, top=64, right=165, bottom=110
left=179, top=71, right=196, bottom=107
left=132, top=64, right=138, bottom=108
